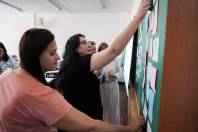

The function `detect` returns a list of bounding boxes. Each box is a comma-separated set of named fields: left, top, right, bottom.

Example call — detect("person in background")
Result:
left=93, top=42, right=108, bottom=81
left=0, top=66, right=3, bottom=75
left=0, top=28, right=146, bottom=132
left=12, top=55, right=20, bottom=65
left=0, top=42, right=18, bottom=74
left=117, top=57, right=125, bottom=83
left=93, top=42, right=105, bottom=78
left=53, top=0, right=151, bottom=132
left=90, top=41, right=97, bottom=54
left=98, top=42, right=122, bottom=125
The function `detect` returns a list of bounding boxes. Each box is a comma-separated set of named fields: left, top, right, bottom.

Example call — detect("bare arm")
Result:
left=52, top=107, right=145, bottom=132
left=90, top=0, right=151, bottom=71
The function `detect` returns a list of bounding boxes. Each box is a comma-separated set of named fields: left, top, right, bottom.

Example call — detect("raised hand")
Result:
left=135, top=0, right=152, bottom=22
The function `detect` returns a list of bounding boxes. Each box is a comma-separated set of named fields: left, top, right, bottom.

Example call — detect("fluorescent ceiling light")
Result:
left=0, top=0, right=23, bottom=12
left=48, top=0, right=71, bottom=13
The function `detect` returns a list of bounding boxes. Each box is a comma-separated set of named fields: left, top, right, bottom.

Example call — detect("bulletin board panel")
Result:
left=132, top=0, right=168, bottom=132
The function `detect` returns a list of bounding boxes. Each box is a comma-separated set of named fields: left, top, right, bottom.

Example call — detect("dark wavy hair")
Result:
left=19, top=28, right=54, bottom=86
left=0, top=42, right=10, bottom=61
left=54, top=34, right=85, bottom=91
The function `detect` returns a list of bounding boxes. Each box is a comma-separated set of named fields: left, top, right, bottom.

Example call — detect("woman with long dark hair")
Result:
left=0, top=42, right=18, bottom=74
left=55, top=34, right=103, bottom=124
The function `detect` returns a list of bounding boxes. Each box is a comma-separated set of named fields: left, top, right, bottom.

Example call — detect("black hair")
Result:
left=55, top=34, right=85, bottom=91
left=0, top=42, right=10, bottom=61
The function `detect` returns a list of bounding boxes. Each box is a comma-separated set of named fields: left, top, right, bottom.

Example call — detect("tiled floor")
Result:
left=51, top=82, right=128, bottom=131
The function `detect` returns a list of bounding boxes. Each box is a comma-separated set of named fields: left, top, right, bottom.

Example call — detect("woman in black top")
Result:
left=55, top=34, right=103, bottom=121
left=53, top=0, right=151, bottom=131
left=59, top=34, right=103, bottom=120
left=54, top=35, right=103, bottom=132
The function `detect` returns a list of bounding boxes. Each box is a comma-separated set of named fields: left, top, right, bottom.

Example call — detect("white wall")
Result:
left=36, top=12, right=131, bottom=58
left=0, top=12, right=131, bottom=58
left=0, top=13, right=34, bottom=56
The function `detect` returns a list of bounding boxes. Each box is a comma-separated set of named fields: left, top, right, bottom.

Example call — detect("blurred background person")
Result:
left=98, top=42, right=122, bottom=125
left=12, top=55, right=20, bottom=65
left=90, top=41, right=96, bottom=54
left=0, top=42, right=18, bottom=74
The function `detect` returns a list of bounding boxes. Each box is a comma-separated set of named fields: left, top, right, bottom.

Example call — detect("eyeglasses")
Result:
left=80, top=40, right=91, bottom=46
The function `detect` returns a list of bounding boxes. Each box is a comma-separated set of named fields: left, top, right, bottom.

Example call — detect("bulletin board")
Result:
left=133, top=0, right=168, bottom=131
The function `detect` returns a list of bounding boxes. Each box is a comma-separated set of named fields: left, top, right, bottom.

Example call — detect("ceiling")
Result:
left=0, top=0, right=134, bottom=14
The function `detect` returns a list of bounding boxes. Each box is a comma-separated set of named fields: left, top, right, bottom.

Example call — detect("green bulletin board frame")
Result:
left=133, top=0, right=168, bottom=132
